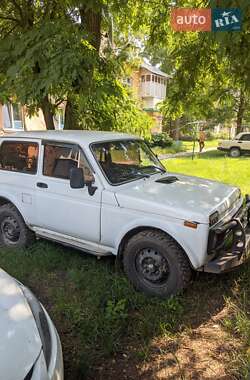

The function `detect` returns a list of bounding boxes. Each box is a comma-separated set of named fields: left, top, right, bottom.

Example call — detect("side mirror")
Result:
left=70, top=168, right=85, bottom=189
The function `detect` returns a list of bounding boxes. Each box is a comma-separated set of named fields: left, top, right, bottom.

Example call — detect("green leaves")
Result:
left=143, top=0, right=250, bottom=129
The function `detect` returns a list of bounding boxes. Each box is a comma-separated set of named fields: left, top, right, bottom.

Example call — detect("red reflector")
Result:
left=184, top=221, right=198, bottom=229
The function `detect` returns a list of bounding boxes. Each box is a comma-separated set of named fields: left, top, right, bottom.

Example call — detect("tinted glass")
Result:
left=240, top=134, right=250, bottom=141
left=0, top=141, right=38, bottom=174
left=43, top=143, right=94, bottom=182
left=92, top=139, right=165, bottom=185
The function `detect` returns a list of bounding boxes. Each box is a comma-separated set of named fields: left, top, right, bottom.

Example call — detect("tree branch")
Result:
left=0, top=14, right=20, bottom=23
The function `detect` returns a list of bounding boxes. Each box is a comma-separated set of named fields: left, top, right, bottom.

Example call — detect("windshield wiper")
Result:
left=135, top=173, right=151, bottom=179
left=143, top=165, right=166, bottom=174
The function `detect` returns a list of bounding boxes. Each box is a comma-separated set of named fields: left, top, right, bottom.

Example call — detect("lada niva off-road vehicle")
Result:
left=0, top=131, right=249, bottom=297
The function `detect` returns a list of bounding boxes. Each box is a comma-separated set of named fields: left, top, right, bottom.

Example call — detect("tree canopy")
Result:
left=0, top=0, right=249, bottom=134
left=144, top=0, right=250, bottom=133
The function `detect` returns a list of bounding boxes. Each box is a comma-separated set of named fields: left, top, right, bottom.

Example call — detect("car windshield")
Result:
left=91, top=139, right=166, bottom=185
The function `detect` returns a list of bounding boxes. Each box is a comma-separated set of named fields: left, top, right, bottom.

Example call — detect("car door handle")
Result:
left=37, top=182, right=48, bottom=189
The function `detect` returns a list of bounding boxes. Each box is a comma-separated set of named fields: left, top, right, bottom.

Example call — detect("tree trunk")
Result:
left=64, top=6, right=102, bottom=130
left=170, top=119, right=180, bottom=140
left=64, top=96, right=80, bottom=130
left=79, top=6, right=102, bottom=51
left=41, top=95, right=55, bottom=130
left=236, top=90, right=245, bottom=135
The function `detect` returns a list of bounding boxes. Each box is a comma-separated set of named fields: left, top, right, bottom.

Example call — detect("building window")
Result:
left=3, top=103, right=24, bottom=130
left=0, top=141, right=38, bottom=174
left=141, top=75, right=145, bottom=82
left=146, top=75, right=151, bottom=81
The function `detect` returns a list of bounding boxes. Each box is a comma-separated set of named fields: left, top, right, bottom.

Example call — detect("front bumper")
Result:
left=201, top=197, right=250, bottom=273
left=217, top=146, right=228, bottom=152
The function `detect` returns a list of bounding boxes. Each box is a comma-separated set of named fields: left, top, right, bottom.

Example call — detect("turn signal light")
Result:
left=184, top=221, right=198, bottom=229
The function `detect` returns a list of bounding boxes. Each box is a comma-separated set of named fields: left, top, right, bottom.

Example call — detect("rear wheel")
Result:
left=123, top=230, right=191, bottom=298
left=229, top=147, right=241, bottom=158
left=0, top=204, right=34, bottom=248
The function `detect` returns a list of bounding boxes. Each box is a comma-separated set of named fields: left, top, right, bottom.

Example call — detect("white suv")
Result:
left=0, top=131, right=249, bottom=297
left=218, top=132, right=250, bottom=157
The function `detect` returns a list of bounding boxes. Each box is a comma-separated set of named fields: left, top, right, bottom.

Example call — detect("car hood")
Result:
left=115, top=173, right=240, bottom=223
left=0, top=269, right=42, bottom=380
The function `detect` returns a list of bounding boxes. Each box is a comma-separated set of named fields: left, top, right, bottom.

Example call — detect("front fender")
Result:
left=114, top=216, right=209, bottom=269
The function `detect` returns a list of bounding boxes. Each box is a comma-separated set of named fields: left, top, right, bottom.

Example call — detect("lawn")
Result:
left=152, top=139, right=218, bottom=156
left=164, top=150, right=250, bottom=195
left=0, top=150, right=249, bottom=380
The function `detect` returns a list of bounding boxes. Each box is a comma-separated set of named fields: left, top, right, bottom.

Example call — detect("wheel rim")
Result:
left=231, top=149, right=240, bottom=157
left=135, top=248, right=170, bottom=284
left=1, top=216, right=20, bottom=244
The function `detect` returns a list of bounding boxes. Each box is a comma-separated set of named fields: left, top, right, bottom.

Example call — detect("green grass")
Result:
left=152, top=139, right=218, bottom=156
left=0, top=243, right=183, bottom=378
left=163, top=150, right=250, bottom=377
left=163, top=150, right=250, bottom=195
left=0, top=149, right=249, bottom=379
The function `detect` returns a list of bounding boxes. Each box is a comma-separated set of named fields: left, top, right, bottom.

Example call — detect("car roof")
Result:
left=1, top=130, right=139, bottom=145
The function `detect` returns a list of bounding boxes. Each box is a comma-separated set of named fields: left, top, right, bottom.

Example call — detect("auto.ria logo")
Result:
left=171, top=8, right=242, bottom=32
left=212, top=9, right=241, bottom=31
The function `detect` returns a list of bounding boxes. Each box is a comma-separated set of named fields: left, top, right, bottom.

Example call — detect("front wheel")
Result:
left=229, top=147, right=241, bottom=158
left=123, top=230, right=192, bottom=298
left=0, top=203, right=34, bottom=248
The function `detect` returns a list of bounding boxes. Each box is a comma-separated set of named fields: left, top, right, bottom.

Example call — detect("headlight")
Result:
left=209, top=211, right=219, bottom=226
left=20, top=285, right=52, bottom=370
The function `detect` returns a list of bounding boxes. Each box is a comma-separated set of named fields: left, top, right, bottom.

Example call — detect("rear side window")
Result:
left=0, top=141, right=39, bottom=174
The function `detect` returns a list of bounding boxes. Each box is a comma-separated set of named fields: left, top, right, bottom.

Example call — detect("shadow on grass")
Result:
left=0, top=240, right=248, bottom=380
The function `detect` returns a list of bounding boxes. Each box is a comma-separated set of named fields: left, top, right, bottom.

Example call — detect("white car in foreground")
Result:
left=0, top=131, right=249, bottom=298
left=0, top=268, right=63, bottom=380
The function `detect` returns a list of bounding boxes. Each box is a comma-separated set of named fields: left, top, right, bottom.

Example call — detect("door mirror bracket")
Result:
left=87, top=182, right=98, bottom=196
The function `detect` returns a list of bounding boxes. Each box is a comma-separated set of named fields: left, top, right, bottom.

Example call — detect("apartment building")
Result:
left=130, top=62, right=170, bottom=133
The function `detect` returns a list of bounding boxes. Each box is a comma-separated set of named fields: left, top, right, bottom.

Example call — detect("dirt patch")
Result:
left=90, top=307, right=240, bottom=380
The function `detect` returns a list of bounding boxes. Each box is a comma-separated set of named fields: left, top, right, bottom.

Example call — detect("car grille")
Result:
left=207, top=205, right=243, bottom=255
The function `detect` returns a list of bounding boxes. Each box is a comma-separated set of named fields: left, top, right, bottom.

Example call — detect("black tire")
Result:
left=229, top=147, right=241, bottom=158
left=0, top=203, right=34, bottom=248
left=123, top=230, right=191, bottom=298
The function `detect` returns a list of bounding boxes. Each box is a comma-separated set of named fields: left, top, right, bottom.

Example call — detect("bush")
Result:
left=172, top=140, right=185, bottom=153
left=149, top=133, right=173, bottom=147
left=179, top=135, right=194, bottom=141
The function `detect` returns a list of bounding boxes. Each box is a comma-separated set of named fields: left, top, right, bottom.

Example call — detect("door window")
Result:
left=43, top=143, right=94, bottom=182
left=0, top=141, right=38, bottom=174
left=240, top=134, right=250, bottom=141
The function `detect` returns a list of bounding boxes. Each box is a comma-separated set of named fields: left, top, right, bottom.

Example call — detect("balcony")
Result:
left=140, top=74, right=167, bottom=99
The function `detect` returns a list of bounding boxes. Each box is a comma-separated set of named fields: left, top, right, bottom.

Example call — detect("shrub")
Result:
left=172, top=140, right=185, bottom=153
left=150, top=133, right=173, bottom=147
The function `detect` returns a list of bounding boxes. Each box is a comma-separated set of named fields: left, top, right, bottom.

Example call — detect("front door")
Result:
left=36, top=141, right=102, bottom=244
